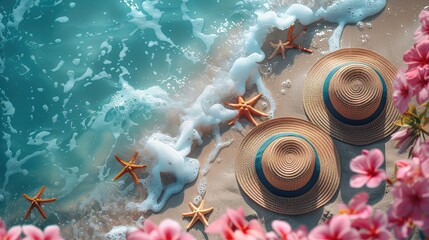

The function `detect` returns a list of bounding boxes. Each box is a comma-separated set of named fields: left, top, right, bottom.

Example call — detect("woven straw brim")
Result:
left=302, top=48, right=400, bottom=145
left=235, top=117, right=340, bottom=215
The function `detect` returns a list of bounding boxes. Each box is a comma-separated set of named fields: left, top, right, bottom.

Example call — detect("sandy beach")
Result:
left=140, top=0, right=427, bottom=239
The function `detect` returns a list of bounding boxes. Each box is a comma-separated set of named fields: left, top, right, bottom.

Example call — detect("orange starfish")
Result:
left=23, top=185, right=56, bottom=220
left=182, top=200, right=214, bottom=230
left=225, top=93, right=268, bottom=126
left=268, top=24, right=313, bottom=60
left=113, top=152, right=146, bottom=184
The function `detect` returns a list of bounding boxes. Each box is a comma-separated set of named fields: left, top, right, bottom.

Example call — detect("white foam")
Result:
left=127, top=1, right=202, bottom=63
left=52, top=114, right=58, bottom=123
left=72, top=58, right=80, bottom=65
left=91, top=71, right=111, bottom=81
left=127, top=139, right=199, bottom=212
left=128, top=4, right=174, bottom=46
left=7, top=0, right=35, bottom=29
left=1, top=94, right=15, bottom=116
left=106, top=226, right=127, bottom=240
left=100, top=39, right=112, bottom=55
left=55, top=16, right=69, bottom=23
left=119, top=39, right=128, bottom=62
left=63, top=67, right=93, bottom=93
left=181, top=0, right=217, bottom=54
left=2, top=132, right=46, bottom=190
left=66, top=132, right=78, bottom=151
left=51, top=60, right=64, bottom=72
left=315, top=0, right=386, bottom=50
left=56, top=166, right=89, bottom=199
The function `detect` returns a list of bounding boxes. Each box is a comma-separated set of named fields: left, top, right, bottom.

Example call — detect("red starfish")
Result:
left=113, top=152, right=146, bottom=184
left=268, top=24, right=313, bottom=60
left=225, top=93, right=268, bottom=126
left=23, top=185, right=56, bottom=220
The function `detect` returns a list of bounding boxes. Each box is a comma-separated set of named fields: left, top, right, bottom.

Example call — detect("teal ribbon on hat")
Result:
left=255, top=133, right=320, bottom=197
left=322, top=62, right=387, bottom=126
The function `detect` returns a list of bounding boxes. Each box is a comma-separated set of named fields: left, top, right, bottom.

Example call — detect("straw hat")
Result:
left=235, top=117, right=340, bottom=215
left=302, top=48, right=400, bottom=145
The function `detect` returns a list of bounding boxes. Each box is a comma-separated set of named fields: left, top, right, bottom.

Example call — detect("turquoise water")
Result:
left=0, top=0, right=260, bottom=233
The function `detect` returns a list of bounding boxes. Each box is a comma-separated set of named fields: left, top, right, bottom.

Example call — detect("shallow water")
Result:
left=0, top=0, right=389, bottom=238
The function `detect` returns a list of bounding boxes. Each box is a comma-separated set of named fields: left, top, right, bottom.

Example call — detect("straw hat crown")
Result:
left=303, top=48, right=400, bottom=145
left=235, top=117, right=340, bottom=215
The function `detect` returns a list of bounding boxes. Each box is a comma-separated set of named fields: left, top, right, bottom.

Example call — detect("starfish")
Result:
left=268, top=24, right=313, bottom=60
left=23, top=185, right=56, bottom=220
left=182, top=200, right=214, bottom=230
left=113, top=152, right=147, bottom=184
left=225, top=93, right=268, bottom=126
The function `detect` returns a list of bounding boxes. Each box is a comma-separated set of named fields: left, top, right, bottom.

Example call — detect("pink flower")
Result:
left=0, top=219, right=21, bottom=240
left=391, top=179, right=429, bottom=224
left=396, top=157, right=429, bottom=182
left=267, top=221, right=291, bottom=240
left=414, top=10, right=429, bottom=43
left=206, top=207, right=266, bottom=240
left=127, top=219, right=194, bottom=240
left=393, top=70, right=413, bottom=113
left=288, top=226, right=308, bottom=240
left=387, top=208, right=413, bottom=240
left=352, top=210, right=390, bottom=240
left=338, top=192, right=372, bottom=220
left=308, top=215, right=360, bottom=240
left=266, top=221, right=308, bottom=240
left=349, top=149, right=387, bottom=188
left=403, top=40, right=429, bottom=71
left=22, top=225, right=63, bottom=240
left=405, top=66, right=429, bottom=104
left=391, top=128, right=418, bottom=154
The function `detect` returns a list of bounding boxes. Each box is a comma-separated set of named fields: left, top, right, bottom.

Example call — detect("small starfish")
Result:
left=113, top=152, right=147, bottom=184
left=225, top=93, right=268, bottom=126
left=182, top=200, right=214, bottom=230
left=268, top=24, right=313, bottom=60
left=23, top=185, right=56, bottom=220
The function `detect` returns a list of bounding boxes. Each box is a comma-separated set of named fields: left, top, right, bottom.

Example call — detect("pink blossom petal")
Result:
left=227, top=208, right=246, bottom=229
left=404, top=47, right=422, bottom=70
left=143, top=220, right=158, bottom=234
left=369, top=149, right=384, bottom=169
left=272, top=220, right=291, bottom=238
left=308, top=225, right=330, bottom=240
left=179, top=232, right=195, bottom=240
left=366, top=171, right=387, bottom=188
left=247, top=219, right=266, bottom=239
left=43, top=226, right=62, bottom=240
left=205, top=215, right=228, bottom=235
left=0, top=220, right=6, bottom=237
left=373, top=210, right=388, bottom=227
left=348, top=192, right=369, bottom=209
left=266, top=231, right=278, bottom=240
left=23, top=225, right=44, bottom=240
left=7, top=226, right=22, bottom=240
left=350, top=155, right=368, bottom=174
left=158, top=219, right=181, bottom=240
left=421, top=160, right=429, bottom=177
left=350, top=174, right=370, bottom=188
left=329, top=215, right=350, bottom=238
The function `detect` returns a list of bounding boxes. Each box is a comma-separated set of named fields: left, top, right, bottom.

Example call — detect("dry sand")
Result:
left=141, top=0, right=428, bottom=238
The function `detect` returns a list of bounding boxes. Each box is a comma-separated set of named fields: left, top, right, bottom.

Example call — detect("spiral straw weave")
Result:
left=303, top=48, right=400, bottom=145
left=235, top=117, right=340, bottom=215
